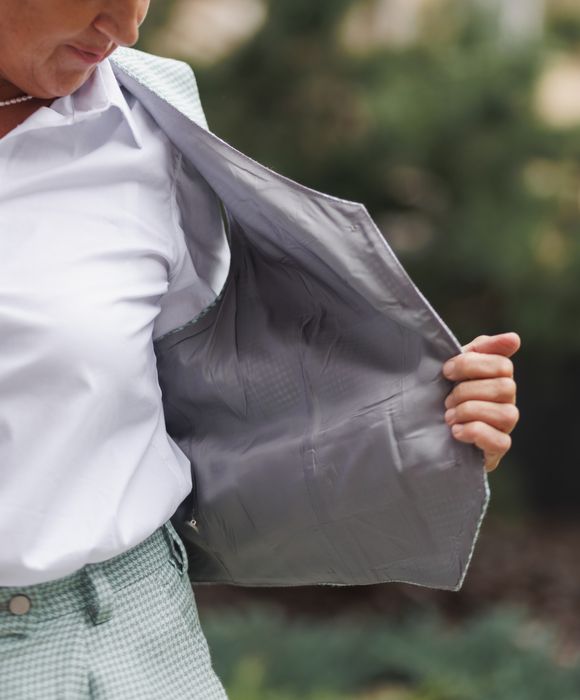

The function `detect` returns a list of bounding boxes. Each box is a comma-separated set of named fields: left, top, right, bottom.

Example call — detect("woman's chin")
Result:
left=37, top=65, right=96, bottom=99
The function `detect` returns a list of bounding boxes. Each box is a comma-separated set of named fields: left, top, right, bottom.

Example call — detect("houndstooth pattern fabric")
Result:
left=110, top=47, right=209, bottom=129
left=0, top=523, right=227, bottom=699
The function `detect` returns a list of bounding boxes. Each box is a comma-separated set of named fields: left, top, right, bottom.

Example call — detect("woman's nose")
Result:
left=93, top=0, right=149, bottom=48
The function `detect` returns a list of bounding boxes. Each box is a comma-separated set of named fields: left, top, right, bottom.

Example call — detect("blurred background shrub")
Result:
left=201, top=607, right=580, bottom=699
left=138, top=0, right=580, bottom=696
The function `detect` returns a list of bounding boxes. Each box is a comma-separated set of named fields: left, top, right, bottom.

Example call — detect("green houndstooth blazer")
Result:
left=109, top=47, right=489, bottom=591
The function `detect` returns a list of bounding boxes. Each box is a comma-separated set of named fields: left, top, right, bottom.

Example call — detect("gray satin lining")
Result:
left=114, top=61, right=489, bottom=591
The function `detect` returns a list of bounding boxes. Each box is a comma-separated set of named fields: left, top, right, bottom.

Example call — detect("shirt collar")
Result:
left=50, top=58, right=143, bottom=148
left=3, top=58, right=143, bottom=148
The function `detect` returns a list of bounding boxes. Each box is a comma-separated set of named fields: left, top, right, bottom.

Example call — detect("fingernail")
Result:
left=445, top=409, right=456, bottom=425
left=452, top=424, right=463, bottom=437
left=443, top=360, right=456, bottom=379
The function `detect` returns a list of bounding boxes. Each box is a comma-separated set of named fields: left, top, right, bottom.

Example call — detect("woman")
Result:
left=0, top=0, right=520, bottom=697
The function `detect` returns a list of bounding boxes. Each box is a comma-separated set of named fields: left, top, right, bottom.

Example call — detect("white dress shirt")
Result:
left=0, top=59, right=208, bottom=586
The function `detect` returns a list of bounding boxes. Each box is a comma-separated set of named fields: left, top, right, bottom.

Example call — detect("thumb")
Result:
left=462, top=332, right=521, bottom=358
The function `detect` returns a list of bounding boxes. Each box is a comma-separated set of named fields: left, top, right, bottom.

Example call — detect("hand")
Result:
left=442, top=333, right=521, bottom=472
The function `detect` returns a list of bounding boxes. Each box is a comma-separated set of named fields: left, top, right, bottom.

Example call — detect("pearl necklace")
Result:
left=0, top=94, right=35, bottom=108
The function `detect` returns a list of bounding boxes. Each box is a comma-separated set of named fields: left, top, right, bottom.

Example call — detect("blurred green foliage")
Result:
left=202, top=608, right=580, bottom=699
left=185, top=3, right=566, bottom=348
left=140, top=0, right=580, bottom=515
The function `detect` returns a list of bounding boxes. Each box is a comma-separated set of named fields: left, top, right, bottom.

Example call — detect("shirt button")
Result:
left=8, top=594, right=32, bottom=616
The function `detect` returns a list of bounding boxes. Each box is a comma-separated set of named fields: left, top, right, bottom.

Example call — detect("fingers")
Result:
left=450, top=422, right=512, bottom=472
left=462, top=332, right=521, bottom=358
left=443, top=333, right=521, bottom=471
left=443, top=352, right=514, bottom=382
left=445, top=400, right=520, bottom=434
left=445, top=377, right=517, bottom=409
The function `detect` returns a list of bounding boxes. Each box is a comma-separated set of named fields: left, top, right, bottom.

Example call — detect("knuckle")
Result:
left=503, top=404, right=520, bottom=427
left=466, top=353, right=486, bottom=373
left=452, top=383, right=467, bottom=403
left=499, top=357, right=514, bottom=377
left=500, top=377, right=517, bottom=398
left=463, top=422, right=484, bottom=441
left=454, top=402, right=470, bottom=421
left=473, top=335, right=491, bottom=346
left=500, top=433, right=512, bottom=452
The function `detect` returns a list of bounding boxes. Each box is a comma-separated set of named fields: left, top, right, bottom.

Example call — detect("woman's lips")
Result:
left=66, top=45, right=107, bottom=65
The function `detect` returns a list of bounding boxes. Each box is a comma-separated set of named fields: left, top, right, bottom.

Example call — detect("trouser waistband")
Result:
left=0, top=521, right=188, bottom=625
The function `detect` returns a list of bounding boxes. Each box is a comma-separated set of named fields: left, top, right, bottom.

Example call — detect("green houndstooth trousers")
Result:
left=0, top=522, right=227, bottom=699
